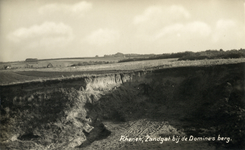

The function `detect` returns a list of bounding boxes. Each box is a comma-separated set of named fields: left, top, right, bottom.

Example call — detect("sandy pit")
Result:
left=1, top=63, right=244, bottom=149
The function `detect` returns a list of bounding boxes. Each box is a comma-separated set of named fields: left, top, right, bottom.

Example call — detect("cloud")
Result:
left=154, top=23, right=184, bottom=40
left=143, top=21, right=211, bottom=41
left=184, top=21, right=211, bottom=37
left=212, top=19, right=239, bottom=42
left=7, top=22, right=74, bottom=48
left=133, top=5, right=212, bottom=43
left=38, top=1, right=92, bottom=16
left=86, top=29, right=120, bottom=46
left=134, top=5, right=190, bottom=31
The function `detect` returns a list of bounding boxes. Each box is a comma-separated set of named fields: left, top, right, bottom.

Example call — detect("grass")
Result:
left=0, top=57, right=122, bottom=70
left=1, top=58, right=245, bottom=86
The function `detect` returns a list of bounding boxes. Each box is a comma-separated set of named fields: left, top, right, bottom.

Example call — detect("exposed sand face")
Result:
left=1, top=63, right=244, bottom=150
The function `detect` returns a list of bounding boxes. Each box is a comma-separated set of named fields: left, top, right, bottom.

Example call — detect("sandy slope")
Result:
left=1, top=63, right=244, bottom=150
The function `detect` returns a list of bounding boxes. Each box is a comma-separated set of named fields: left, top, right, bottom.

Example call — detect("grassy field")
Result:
left=0, top=57, right=122, bottom=70
left=1, top=58, right=245, bottom=85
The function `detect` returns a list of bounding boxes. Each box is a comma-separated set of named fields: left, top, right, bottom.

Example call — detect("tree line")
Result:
left=118, top=49, right=245, bottom=63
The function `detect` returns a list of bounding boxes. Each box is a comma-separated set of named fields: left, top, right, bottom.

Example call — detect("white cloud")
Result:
left=212, top=19, right=239, bottom=42
left=184, top=21, right=211, bottom=37
left=86, top=29, right=120, bottom=46
left=7, top=22, right=74, bottom=48
left=134, top=6, right=163, bottom=25
left=134, top=5, right=190, bottom=30
left=38, top=1, right=92, bottom=16
left=146, top=21, right=211, bottom=41
left=154, top=23, right=184, bottom=40
left=216, top=19, right=236, bottom=30
left=134, top=5, right=212, bottom=43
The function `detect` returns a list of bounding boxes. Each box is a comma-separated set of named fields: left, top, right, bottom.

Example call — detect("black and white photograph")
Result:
left=0, top=0, right=245, bottom=149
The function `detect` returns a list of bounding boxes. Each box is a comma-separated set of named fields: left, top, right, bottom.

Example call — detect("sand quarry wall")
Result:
left=0, top=63, right=244, bottom=149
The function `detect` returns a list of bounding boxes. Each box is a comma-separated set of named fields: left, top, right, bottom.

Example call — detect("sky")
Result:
left=0, top=0, right=245, bottom=62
